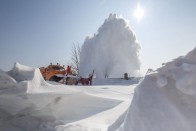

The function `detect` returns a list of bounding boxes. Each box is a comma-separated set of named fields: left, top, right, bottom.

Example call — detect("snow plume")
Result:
left=121, top=47, right=196, bottom=131
left=79, top=14, right=141, bottom=78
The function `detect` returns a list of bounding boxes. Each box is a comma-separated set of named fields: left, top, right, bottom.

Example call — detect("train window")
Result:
left=53, top=66, right=60, bottom=70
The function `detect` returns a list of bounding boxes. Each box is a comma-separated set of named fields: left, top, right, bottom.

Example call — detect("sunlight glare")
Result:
left=134, top=3, right=144, bottom=22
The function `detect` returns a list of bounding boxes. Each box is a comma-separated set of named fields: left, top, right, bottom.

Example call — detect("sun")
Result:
left=134, top=3, right=144, bottom=22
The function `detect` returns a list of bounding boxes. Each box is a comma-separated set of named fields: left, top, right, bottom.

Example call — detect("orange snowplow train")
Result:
left=39, top=63, right=66, bottom=82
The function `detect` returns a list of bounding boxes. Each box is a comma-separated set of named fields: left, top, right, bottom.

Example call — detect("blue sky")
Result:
left=0, top=0, right=196, bottom=72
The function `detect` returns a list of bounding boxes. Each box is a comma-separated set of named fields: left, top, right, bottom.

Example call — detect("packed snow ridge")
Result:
left=79, top=14, right=141, bottom=78
left=121, top=47, right=196, bottom=131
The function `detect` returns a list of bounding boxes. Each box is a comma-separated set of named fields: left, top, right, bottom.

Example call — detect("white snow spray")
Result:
left=79, top=14, right=141, bottom=78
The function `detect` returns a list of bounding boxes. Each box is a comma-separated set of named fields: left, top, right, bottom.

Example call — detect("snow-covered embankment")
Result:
left=121, top=47, right=196, bottom=131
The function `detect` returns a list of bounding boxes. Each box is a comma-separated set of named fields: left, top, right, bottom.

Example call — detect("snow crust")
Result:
left=121, top=47, right=196, bottom=131
left=79, top=14, right=140, bottom=78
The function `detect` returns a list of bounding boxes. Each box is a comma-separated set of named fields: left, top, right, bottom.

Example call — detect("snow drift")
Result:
left=7, top=63, right=79, bottom=94
left=0, top=62, right=133, bottom=131
left=0, top=63, right=82, bottom=130
left=79, top=14, right=140, bottom=78
left=121, top=47, right=196, bottom=131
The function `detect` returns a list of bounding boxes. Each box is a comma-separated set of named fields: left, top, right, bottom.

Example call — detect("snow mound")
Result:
left=7, top=62, right=79, bottom=94
left=121, top=47, right=196, bottom=131
left=0, top=69, right=17, bottom=90
left=0, top=65, right=60, bottom=130
left=7, top=62, right=35, bottom=82
left=80, top=14, right=140, bottom=78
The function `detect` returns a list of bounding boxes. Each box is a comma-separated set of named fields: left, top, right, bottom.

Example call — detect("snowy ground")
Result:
left=1, top=48, right=196, bottom=131
left=0, top=63, right=138, bottom=131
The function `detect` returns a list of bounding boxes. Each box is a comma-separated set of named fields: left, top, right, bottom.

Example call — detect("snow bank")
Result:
left=7, top=62, right=35, bottom=82
left=7, top=62, right=79, bottom=94
left=1, top=63, right=129, bottom=131
left=79, top=14, right=140, bottom=78
left=121, top=47, right=196, bottom=131
left=0, top=66, right=60, bottom=130
left=0, top=69, right=17, bottom=90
